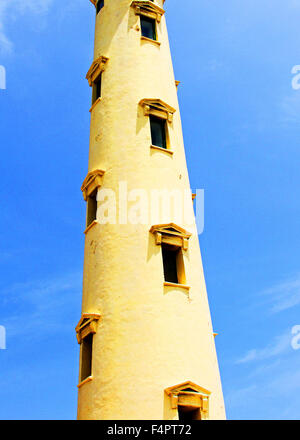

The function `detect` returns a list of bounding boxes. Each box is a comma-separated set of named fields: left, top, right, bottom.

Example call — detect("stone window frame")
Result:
left=76, top=313, right=101, bottom=388
left=86, top=56, right=109, bottom=112
left=165, top=381, right=211, bottom=420
left=131, top=1, right=165, bottom=46
left=150, top=223, right=191, bottom=251
left=81, top=169, right=105, bottom=233
left=150, top=223, right=191, bottom=290
left=140, top=99, right=176, bottom=155
left=131, top=0, right=165, bottom=23
left=76, top=313, right=101, bottom=344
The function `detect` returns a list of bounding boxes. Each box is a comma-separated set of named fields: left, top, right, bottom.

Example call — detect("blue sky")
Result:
left=0, top=0, right=300, bottom=420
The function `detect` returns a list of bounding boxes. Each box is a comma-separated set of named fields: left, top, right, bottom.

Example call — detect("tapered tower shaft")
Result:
left=76, top=0, right=226, bottom=420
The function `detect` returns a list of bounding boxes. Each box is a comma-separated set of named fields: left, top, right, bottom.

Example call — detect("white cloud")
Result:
left=225, top=384, right=258, bottom=412
left=0, top=271, right=82, bottom=340
left=229, top=330, right=300, bottom=418
left=236, top=331, right=291, bottom=364
left=281, top=92, right=300, bottom=125
left=226, top=357, right=300, bottom=418
left=0, top=0, right=53, bottom=54
left=261, top=274, right=300, bottom=314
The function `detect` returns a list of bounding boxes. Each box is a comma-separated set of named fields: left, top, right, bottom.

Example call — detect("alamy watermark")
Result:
left=0, top=326, right=6, bottom=350
left=291, top=325, right=300, bottom=350
left=0, top=65, right=6, bottom=90
left=291, top=65, right=300, bottom=90
left=92, top=183, right=205, bottom=233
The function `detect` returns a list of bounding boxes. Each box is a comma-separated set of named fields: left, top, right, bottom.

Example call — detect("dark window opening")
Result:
left=162, top=245, right=179, bottom=284
left=81, top=333, right=93, bottom=382
left=96, top=0, right=104, bottom=15
left=150, top=115, right=166, bottom=149
left=178, top=406, right=201, bottom=421
left=92, top=72, right=102, bottom=104
left=182, top=388, right=198, bottom=393
left=87, top=190, right=97, bottom=227
left=140, top=16, right=156, bottom=40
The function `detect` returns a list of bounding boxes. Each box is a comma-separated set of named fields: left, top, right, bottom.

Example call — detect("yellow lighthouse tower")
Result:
left=76, top=0, right=226, bottom=420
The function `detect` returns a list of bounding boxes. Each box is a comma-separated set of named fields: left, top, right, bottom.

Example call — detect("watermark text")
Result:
left=0, top=326, right=6, bottom=350
left=291, top=65, right=300, bottom=90
left=0, top=65, right=6, bottom=90
left=291, top=325, right=300, bottom=350
left=94, top=183, right=204, bottom=233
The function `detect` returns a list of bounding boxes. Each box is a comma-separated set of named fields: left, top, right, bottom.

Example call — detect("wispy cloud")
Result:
left=0, top=0, right=53, bottom=54
left=0, top=271, right=82, bottom=340
left=226, top=357, right=300, bottom=419
left=228, top=272, right=300, bottom=417
left=229, top=329, right=300, bottom=418
left=236, top=331, right=292, bottom=364
left=280, top=92, right=300, bottom=125
left=260, top=274, right=300, bottom=314
left=225, top=384, right=258, bottom=413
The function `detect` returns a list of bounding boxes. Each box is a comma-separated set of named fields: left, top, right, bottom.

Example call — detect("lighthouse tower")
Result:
left=76, top=0, right=226, bottom=420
